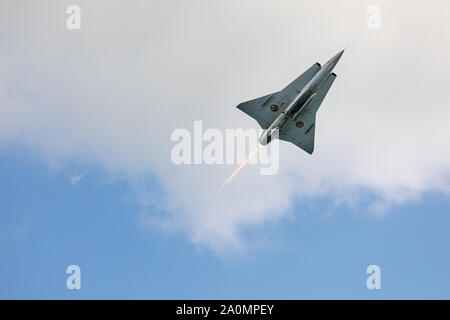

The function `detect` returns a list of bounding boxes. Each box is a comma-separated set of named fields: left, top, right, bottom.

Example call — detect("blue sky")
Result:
left=1, top=146, right=449, bottom=299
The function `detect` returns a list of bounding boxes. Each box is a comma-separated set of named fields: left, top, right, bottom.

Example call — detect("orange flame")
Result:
left=218, top=143, right=263, bottom=192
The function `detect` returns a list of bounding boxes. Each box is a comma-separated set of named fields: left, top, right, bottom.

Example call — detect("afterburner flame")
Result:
left=219, top=143, right=263, bottom=192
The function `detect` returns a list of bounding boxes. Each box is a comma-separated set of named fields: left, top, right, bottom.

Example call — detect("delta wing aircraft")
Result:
left=237, top=50, right=344, bottom=154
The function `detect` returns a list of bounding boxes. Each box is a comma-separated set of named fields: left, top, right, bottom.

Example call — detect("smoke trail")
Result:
left=218, top=143, right=263, bottom=192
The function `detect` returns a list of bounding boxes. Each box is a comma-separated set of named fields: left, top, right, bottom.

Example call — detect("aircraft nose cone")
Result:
left=332, top=49, right=345, bottom=62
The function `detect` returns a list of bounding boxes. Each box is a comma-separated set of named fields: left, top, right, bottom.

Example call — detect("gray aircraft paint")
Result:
left=237, top=50, right=344, bottom=154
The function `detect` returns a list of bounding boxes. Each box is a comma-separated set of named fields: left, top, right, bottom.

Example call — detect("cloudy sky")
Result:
left=1, top=0, right=450, bottom=298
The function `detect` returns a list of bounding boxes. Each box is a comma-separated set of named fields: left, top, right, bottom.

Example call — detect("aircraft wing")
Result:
left=236, top=63, right=321, bottom=129
left=236, top=92, right=279, bottom=129
left=279, top=73, right=336, bottom=154
left=279, top=63, right=321, bottom=103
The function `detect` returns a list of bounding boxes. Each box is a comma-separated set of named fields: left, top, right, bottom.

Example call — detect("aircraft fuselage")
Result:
left=258, top=50, right=344, bottom=145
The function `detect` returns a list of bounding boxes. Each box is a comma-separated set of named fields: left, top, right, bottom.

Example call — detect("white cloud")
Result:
left=0, top=214, right=35, bottom=244
left=1, top=0, right=450, bottom=253
left=69, top=174, right=84, bottom=185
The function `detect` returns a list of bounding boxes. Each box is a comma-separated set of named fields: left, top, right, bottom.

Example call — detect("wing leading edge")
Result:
left=236, top=93, right=277, bottom=129
left=236, top=63, right=321, bottom=129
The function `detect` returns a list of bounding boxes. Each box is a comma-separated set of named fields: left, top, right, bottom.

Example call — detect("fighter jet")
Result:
left=237, top=50, right=344, bottom=154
